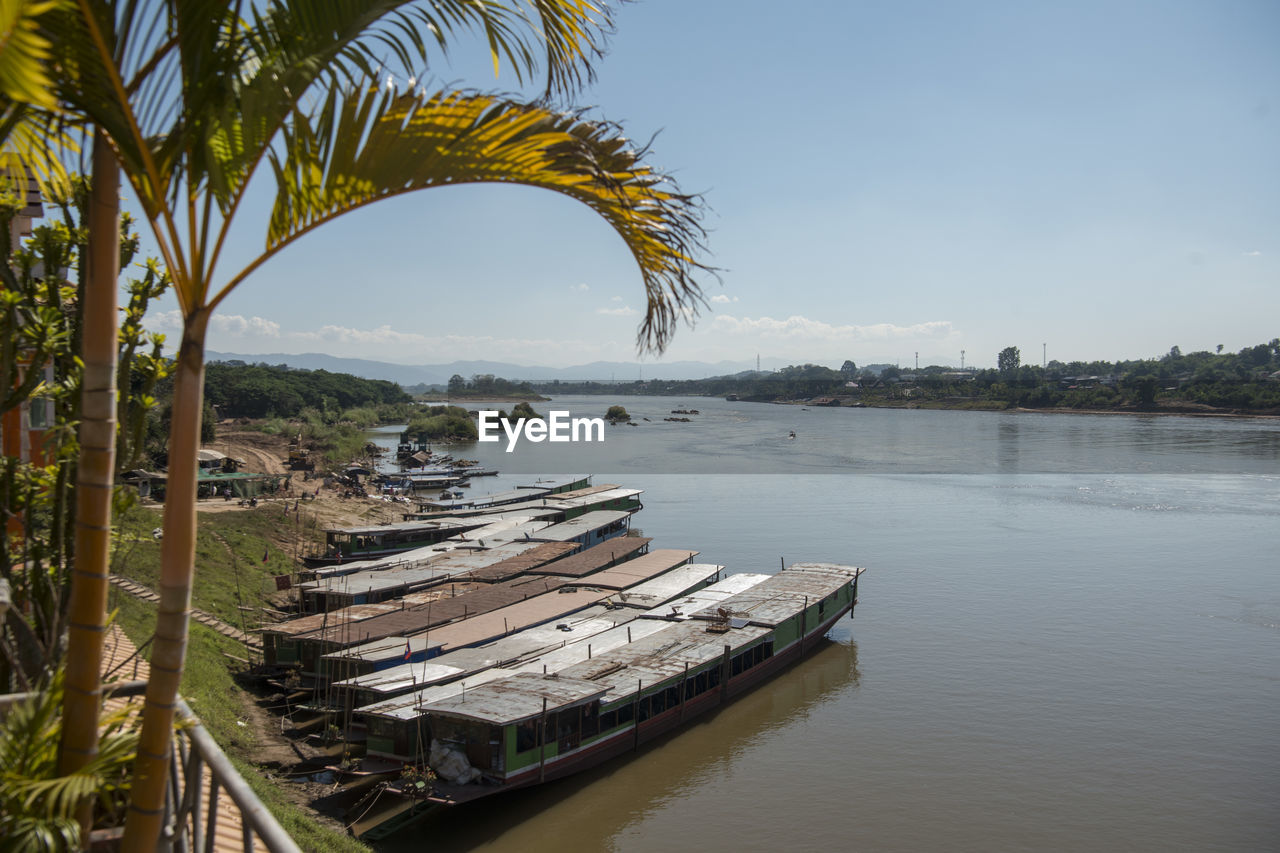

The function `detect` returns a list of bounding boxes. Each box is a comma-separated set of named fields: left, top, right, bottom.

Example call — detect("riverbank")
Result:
left=115, top=424, right=407, bottom=850
left=772, top=396, right=1280, bottom=419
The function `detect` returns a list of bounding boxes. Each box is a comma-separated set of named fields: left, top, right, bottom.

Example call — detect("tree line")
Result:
left=203, top=361, right=409, bottom=419
left=524, top=342, right=1280, bottom=412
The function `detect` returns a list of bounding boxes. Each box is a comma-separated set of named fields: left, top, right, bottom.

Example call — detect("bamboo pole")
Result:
left=59, top=132, right=119, bottom=845
left=123, top=308, right=210, bottom=849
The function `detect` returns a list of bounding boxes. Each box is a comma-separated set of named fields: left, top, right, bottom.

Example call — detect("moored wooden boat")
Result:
left=350, top=562, right=863, bottom=839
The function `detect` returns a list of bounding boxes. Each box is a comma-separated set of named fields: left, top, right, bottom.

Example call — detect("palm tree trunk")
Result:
left=122, top=308, right=208, bottom=850
left=58, top=129, right=119, bottom=842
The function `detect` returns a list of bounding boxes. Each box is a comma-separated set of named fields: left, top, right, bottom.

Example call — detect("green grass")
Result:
left=113, top=502, right=323, bottom=625
left=110, top=504, right=371, bottom=852
left=229, top=756, right=373, bottom=853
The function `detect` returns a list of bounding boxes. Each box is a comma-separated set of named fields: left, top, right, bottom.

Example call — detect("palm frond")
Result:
left=248, top=84, right=708, bottom=352
left=0, top=0, right=66, bottom=112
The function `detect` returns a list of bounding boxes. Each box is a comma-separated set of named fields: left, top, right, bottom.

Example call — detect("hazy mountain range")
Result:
left=205, top=351, right=787, bottom=386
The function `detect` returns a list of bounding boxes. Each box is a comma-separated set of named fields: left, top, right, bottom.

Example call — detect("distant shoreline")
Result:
left=842, top=400, right=1280, bottom=420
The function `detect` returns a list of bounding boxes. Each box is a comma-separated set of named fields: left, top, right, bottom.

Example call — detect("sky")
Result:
left=133, top=0, right=1278, bottom=371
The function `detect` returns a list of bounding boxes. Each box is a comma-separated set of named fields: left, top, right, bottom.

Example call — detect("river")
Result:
left=367, top=397, right=1280, bottom=851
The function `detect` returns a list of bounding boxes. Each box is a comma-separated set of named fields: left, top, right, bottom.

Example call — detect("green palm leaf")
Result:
left=253, top=85, right=707, bottom=350
left=0, top=0, right=65, bottom=111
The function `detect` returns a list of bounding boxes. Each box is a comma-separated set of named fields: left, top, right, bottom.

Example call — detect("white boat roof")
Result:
left=554, top=486, right=643, bottom=508
left=637, top=572, right=770, bottom=619
left=419, top=671, right=607, bottom=726
left=322, top=517, right=478, bottom=537
left=517, top=475, right=591, bottom=491
left=566, top=549, right=698, bottom=590
left=612, top=563, right=721, bottom=610
left=334, top=609, right=633, bottom=697
left=531, top=511, right=631, bottom=542
left=690, top=563, right=863, bottom=628
left=501, top=617, right=671, bottom=677
left=561, top=619, right=771, bottom=704
left=447, top=517, right=552, bottom=543
left=321, top=634, right=445, bottom=664
left=299, top=566, right=454, bottom=595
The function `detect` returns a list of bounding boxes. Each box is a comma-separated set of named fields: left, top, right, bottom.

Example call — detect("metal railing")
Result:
left=0, top=680, right=302, bottom=853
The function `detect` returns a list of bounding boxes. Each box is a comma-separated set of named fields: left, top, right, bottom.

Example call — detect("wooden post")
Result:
left=633, top=679, right=642, bottom=751
left=799, top=595, right=808, bottom=656
left=679, top=662, right=689, bottom=721
left=719, top=645, right=731, bottom=704
left=538, top=698, right=547, bottom=783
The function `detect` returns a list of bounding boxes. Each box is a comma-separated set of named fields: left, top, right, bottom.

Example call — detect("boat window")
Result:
left=665, top=685, right=681, bottom=708
left=516, top=719, right=538, bottom=753
left=582, top=702, right=600, bottom=738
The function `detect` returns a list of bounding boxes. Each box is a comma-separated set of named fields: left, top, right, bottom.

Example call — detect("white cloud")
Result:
left=571, top=282, right=590, bottom=291
left=709, top=294, right=739, bottom=304
left=610, top=295, right=623, bottom=302
left=210, top=314, right=281, bottom=337
left=710, top=314, right=954, bottom=342
left=597, top=305, right=639, bottom=317
left=148, top=311, right=280, bottom=338
left=1243, top=250, right=1262, bottom=257
left=148, top=309, right=183, bottom=332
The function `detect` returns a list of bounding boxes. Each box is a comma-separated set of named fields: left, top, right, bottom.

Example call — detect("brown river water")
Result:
left=367, top=398, right=1279, bottom=851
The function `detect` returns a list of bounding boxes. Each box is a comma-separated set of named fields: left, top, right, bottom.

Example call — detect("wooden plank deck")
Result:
left=103, top=624, right=269, bottom=852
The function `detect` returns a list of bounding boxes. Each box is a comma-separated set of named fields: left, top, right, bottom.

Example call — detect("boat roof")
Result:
left=500, top=617, right=671, bottom=679
left=419, top=671, right=607, bottom=726
left=321, top=517, right=480, bottom=537
left=322, top=634, right=445, bottom=663
left=560, top=619, right=772, bottom=704
left=517, top=474, right=591, bottom=492
left=413, top=540, right=565, bottom=573
left=443, top=541, right=580, bottom=583
left=550, top=483, right=621, bottom=500
left=565, top=549, right=698, bottom=591
left=531, top=510, right=631, bottom=542
left=527, top=536, right=651, bottom=578
left=299, top=566, right=455, bottom=595
left=554, top=486, right=643, bottom=507
left=691, top=563, right=863, bottom=627
left=446, top=517, right=553, bottom=543
left=354, top=601, right=667, bottom=723
left=612, top=563, right=721, bottom=610
left=262, top=603, right=402, bottom=638
left=422, top=488, right=551, bottom=511
left=335, top=607, right=636, bottom=697
left=639, top=573, right=772, bottom=620
left=425, top=587, right=615, bottom=653
left=301, top=574, right=571, bottom=647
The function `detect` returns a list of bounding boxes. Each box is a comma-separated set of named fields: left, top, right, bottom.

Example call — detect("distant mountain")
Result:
left=205, top=351, right=776, bottom=385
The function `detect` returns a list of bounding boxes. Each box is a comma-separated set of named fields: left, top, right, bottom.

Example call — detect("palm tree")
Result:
left=30, top=2, right=709, bottom=847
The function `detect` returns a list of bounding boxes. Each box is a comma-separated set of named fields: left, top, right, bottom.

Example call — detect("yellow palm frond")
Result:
left=251, top=86, right=709, bottom=351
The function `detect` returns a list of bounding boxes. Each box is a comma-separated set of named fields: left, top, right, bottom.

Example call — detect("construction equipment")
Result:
left=287, top=434, right=314, bottom=471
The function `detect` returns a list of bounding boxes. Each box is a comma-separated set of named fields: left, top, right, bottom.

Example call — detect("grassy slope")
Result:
left=111, top=503, right=371, bottom=853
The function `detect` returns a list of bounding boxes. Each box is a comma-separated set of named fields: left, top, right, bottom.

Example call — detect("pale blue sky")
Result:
left=137, top=0, right=1279, bottom=370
